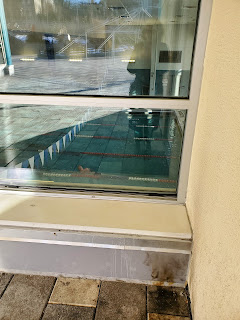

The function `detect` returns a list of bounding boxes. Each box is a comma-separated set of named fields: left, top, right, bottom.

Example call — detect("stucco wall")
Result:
left=186, top=0, right=240, bottom=319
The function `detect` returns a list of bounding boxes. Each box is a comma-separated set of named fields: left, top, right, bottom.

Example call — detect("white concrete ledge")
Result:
left=0, top=191, right=191, bottom=240
left=0, top=191, right=192, bottom=284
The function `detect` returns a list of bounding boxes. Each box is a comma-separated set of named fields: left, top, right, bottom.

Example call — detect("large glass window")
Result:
left=0, top=104, right=186, bottom=195
left=1, top=0, right=200, bottom=97
left=0, top=0, right=212, bottom=201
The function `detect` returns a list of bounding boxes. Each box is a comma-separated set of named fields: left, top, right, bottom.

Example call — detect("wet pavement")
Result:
left=0, top=273, right=192, bottom=320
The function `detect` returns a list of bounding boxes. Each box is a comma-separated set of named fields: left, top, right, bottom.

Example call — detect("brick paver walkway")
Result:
left=0, top=273, right=192, bottom=320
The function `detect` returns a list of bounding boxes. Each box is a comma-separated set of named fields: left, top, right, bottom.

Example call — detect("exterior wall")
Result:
left=186, top=0, right=240, bottom=319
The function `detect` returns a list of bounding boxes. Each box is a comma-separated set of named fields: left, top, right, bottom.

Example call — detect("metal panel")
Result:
left=0, top=228, right=192, bottom=253
left=0, top=95, right=191, bottom=110
left=0, top=228, right=191, bottom=286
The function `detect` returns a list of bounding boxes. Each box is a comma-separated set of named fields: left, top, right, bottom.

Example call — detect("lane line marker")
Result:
left=80, top=151, right=177, bottom=159
left=75, top=135, right=173, bottom=142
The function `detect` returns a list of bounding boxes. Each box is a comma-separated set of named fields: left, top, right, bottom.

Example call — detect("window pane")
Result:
left=1, top=0, right=199, bottom=97
left=0, top=104, right=186, bottom=195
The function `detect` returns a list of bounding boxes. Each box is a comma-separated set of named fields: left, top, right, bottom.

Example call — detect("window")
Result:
left=1, top=0, right=199, bottom=97
left=0, top=105, right=186, bottom=195
left=0, top=0, right=213, bottom=202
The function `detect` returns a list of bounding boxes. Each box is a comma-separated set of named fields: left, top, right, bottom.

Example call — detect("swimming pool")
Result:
left=0, top=105, right=185, bottom=195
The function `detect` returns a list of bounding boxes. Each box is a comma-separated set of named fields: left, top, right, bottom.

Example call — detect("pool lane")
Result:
left=4, top=109, right=184, bottom=194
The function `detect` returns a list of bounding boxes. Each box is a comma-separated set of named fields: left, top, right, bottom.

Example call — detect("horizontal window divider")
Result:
left=0, top=94, right=191, bottom=110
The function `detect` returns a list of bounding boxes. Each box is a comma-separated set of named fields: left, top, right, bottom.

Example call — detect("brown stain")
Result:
left=145, top=252, right=176, bottom=282
left=60, top=280, right=70, bottom=286
left=144, top=252, right=188, bottom=284
left=152, top=281, right=165, bottom=287
left=151, top=281, right=175, bottom=287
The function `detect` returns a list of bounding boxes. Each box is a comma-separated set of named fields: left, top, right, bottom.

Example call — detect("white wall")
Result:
left=187, top=0, right=240, bottom=319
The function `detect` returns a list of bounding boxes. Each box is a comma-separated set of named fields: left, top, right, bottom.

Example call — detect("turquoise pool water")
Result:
left=0, top=105, right=185, bottom=195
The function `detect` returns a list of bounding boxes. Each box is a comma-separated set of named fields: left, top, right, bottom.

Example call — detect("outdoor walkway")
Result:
left=0, top=57, right=134, bottom=96
left=0, top=273, right=191, bottom=320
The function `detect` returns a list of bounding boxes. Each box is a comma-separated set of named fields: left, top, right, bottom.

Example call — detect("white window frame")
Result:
left=0, top=0, right=213, bottom=204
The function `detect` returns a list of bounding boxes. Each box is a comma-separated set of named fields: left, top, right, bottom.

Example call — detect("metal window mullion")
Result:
left=0, top=94, right=192, bottom=110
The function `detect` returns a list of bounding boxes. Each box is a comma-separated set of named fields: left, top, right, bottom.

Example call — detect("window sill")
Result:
left=0, top=190, right=191, bottom=240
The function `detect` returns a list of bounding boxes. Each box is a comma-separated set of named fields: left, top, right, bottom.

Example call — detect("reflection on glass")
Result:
left=0, top=48, right=4, bottom=65
left=0, top=21, right=6, bottom=65
left=1, top=0, right=199, bottom=97
left=0, top=104, right=186, bottom=195
left=127, top=25, right=168, bottom=96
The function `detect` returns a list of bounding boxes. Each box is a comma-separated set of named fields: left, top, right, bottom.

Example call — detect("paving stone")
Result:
left=148, top=314, right=190, bottom=320
left=0, top=273, right=12, bottom=296
left=95, top=281, right=146, bottom=320
left=49, top=277, right=100, bottom=307
left=42, top=304, right=95, bottom=320
left=0, top=274, right=55, bottom=320
left=147, top=286, right=189, bottom=317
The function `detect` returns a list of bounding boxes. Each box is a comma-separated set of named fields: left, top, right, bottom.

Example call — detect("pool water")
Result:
left=0, top=106, right=185, bottom=195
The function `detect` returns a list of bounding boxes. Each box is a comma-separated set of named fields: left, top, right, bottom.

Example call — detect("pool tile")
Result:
left=49, top=277, right=100, bottom=307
